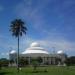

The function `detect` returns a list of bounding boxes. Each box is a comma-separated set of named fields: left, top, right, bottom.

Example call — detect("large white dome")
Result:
left=22, top=42, right=49, bottom=57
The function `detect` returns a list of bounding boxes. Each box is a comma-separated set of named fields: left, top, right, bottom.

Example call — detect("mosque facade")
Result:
left=9, top=42, right=67, bottom=66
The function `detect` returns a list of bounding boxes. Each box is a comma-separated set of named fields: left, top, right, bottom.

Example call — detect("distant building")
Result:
left=9, top=42, right=67, bottom=66
left=9, top=50, right=17, bottom=66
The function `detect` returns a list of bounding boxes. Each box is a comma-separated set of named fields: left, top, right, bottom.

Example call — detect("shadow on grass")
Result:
left=24, top=69, right=48, bottom=74
left=0, top=71, right=12, bottom=75
left=32, top=70, right=48, bottom=73
left=0, top=70, right=48, bottom=75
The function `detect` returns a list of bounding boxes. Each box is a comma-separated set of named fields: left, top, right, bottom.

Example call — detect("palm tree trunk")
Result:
left=17, top=35, right=19, bottom=72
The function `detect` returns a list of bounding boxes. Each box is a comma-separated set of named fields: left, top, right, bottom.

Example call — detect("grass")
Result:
left=0, top=66, right=75, bottom=75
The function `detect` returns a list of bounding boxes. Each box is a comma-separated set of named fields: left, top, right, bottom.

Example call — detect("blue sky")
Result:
left=0, top=0, right=75, bottom=58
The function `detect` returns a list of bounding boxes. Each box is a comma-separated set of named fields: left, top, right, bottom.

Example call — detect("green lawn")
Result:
left=0, top=66, right=75, bottom=75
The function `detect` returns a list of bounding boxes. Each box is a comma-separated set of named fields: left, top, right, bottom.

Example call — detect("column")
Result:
left=42, top=57, right=45, bottom=64
left=49, top=57, right=51, bottom=65
left=28, top=57, right=31, bottom=65
left=53, top=57, right=55, bottom=65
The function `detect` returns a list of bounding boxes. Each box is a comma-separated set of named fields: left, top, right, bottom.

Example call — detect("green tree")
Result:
left=10, top=19, right=27, bottom=72
left=65, top=56, right=75, bottom=66
left=31, top=57, right=42, bottom=71
left=31, top=58, right=38, bottom=71
left=0, top=58, right=9, bottom=67
left=37, top=57, right=42, bottom=65
left=19, top=57, right=28, bottom=67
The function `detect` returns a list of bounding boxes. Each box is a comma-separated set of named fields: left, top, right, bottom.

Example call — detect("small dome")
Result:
left=10, top=50, right=16, bottom=54
left=57, top=50, right=64, bottom=54
left=30, top=42, right=40, bottom=47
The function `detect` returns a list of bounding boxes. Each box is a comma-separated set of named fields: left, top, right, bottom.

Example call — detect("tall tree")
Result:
left=10, top=19, right=27, bottom=72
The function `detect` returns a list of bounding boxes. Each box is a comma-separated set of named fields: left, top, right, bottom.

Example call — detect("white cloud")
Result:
left=0, top=35, right=75, bottom=56
left=14, top=0, right=51, bottom=31
left=0, top=52, right=9, bottom=59
left=21, top=35, right=75, bottom=55
left=1, top=53, right=5, bottom=56
left=0, top=5, right=4, bottom=11
left=20, top=36, right=75, bottom=53
left=6, top=53, right=9, bottom=56
left=13, top=0, right=75, bottom=56
left=39, top=40, right=75, bottom=51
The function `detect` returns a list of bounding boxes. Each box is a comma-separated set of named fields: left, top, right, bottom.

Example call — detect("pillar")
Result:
left=28, top=57, right=31, bottom=65
left=42, top=57, right=45, bottom=64
left=53, top=57, right=55, bottom=65
left=49, top=57, right=51, bottom=65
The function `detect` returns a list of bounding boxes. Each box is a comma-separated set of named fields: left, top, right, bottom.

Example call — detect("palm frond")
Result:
left=10, top=19, right=27, bottom=37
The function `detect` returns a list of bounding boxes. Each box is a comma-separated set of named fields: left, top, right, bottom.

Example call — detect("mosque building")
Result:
left=9, top=42, right=67, bottom=66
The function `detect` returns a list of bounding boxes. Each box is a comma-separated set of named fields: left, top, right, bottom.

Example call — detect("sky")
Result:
left=0, top=0, right=75, bottom=58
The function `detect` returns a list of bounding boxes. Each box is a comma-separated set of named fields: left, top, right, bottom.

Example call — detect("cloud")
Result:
left=0, top=5, right=4, bottom=11
left=14, top=0, right=51, bottom=30
left=0, top=34, right=75, bottom=56
left=14, top=0, right=75, bottom=34
left=1, top=53, right=5, bottom=56
left=0, top=52, right=9, bottom=56
left=0, top=52, right=9, bottom=58
left=20, top=35, right=75, bottom=56
left=13, top=0, right=75, bottom=56
left=40, top=40, right=75, bottom=56
left=39, top=40, right=75, bottom=51
left=14, top=0, right=75, bottom=31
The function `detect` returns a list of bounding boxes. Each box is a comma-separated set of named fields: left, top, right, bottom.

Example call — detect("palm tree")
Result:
left=10, top=19, right=27, bottom=72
